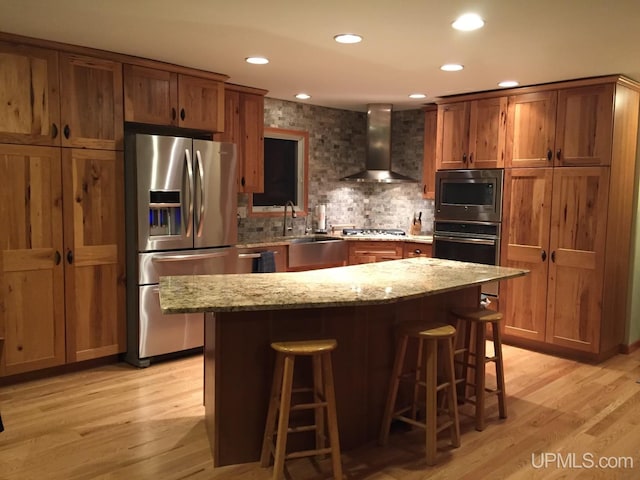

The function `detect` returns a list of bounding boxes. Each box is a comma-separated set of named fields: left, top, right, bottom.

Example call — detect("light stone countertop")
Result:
left=238, top=233, right=432, bottom=249
left=159, top=257, right=527, bottom=314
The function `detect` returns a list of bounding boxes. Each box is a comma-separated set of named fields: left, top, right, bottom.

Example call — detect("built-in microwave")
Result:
left=434, top=169, right=504, bottom=223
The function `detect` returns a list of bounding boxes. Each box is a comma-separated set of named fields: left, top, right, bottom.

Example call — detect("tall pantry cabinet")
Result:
left=500, top=77, right=640, bottom=359
left=0, top=38, right=125, bottom=375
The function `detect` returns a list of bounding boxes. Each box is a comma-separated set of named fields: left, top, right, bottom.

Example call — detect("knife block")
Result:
left=410, top=222, right=422, bottom=235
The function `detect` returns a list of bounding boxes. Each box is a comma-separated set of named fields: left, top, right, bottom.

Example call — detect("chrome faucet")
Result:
left=283, top=201, right=297, bottom=236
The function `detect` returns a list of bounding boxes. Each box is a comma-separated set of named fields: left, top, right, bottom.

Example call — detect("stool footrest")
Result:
left=290, top=400, right=327, bottom=411
left=287, top=424, right=321, bottom=434
left=285, top=447, right=333, bottom=460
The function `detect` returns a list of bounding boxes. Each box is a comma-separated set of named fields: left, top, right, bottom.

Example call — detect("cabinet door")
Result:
left=501, top=168, right=552, bottom=342
left=59, top=53, right=123, bottom=150
left=62, top=149, right=125, bottom=362
left=123, top=64, right=178, bottom=125
left=177, top=74, right=224, bottom=132
left=546, top=167, right=608, bottom=353
left=214, top=89, right=243, bottom=187
left=468, top=97, right=507, bottom=168
left=0, top=42, right=61, bottom=146
left=422, top=106, right=437, bottom=199
left=240, top=93, right=265, bottom=192
left=555, top=84, right=614, bottom=166
left=0, top=144, right=65, bottom=375
left=506, top=91, right=557, bottom=168
left=436, top=102, right=469, bottom=169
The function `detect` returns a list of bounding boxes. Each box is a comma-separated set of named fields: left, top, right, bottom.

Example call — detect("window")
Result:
left=250, top=127, right=308, bottom=215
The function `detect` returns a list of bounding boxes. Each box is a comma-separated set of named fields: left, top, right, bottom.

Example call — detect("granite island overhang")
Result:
left=158, top=257, right=528, bottom=467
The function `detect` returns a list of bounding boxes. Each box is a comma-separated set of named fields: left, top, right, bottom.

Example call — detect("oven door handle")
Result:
left=434, top=235, right=497, bottom=246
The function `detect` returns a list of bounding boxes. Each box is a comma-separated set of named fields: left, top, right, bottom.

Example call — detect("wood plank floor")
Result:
left=1, top=344, right=639, bottom=479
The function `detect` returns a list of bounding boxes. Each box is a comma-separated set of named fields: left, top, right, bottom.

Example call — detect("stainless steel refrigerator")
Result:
left=124, top=133, right=237, bottom=367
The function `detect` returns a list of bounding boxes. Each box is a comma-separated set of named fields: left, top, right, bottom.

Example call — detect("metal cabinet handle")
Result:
left=469, top=152, right=474, bottom=164
left=180, top=108, right=186, bottom=121
left=462, top=153, right=467, bottom=163
left=64, top=125, right=70, bottom=139
left=541, top=250, right=547, bottom=262
left=54, top=250, right=61, bottom=265
left=413, top=249, right=422, bottom=254
left=551, top=251, right=556, bottom=263
left=556, top=148, right=562, bottom=160
left=241, top=176, right=246, bottom=187
left=171, top=107, right=177, bottom=121
left=547, top=149, right=552, bottom=161
left=52, top=123, right=58, bottom=139
left=66, top=250, right=73, bottom=264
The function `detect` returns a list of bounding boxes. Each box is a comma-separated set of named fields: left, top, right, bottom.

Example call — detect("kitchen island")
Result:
left=159, top=257, right=527, bottom=467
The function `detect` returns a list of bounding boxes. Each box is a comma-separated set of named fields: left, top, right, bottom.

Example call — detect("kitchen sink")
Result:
left=287, top=237, right=347, bottom=269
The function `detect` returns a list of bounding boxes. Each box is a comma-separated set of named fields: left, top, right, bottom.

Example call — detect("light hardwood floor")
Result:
left=1, top=345, right=639, bottom=479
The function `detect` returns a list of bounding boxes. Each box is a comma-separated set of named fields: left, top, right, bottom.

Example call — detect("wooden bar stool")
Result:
left=379, top=322, right=460, bottom=466
left=450, top=308, right=507, bottom=431
left=260, top=339, right=343, bottom=480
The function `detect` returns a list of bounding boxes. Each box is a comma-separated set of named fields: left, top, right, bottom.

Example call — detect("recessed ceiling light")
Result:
left=441, top=64, right=464, bottom=72
left=245, top=56, right=269, bottom=65
left=295, top=93, right=311, bottom=100
left=334, top=33, right=362, bottom=44
left=452, top=13, right=485, bottom=31
left=498, top=80, right=519, bottom=88
left=409, top=93, right=427, bottom=99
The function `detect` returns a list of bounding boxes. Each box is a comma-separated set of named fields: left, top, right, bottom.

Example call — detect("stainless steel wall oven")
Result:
left=433, top=169, right=504, bottom=297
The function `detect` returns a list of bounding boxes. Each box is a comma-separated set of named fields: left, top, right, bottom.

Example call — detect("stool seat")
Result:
left=451, top=308, right=503, bottom=322
left=271, top=339, right=337, bottom=355
left=379, top=321, right=460, bottom=465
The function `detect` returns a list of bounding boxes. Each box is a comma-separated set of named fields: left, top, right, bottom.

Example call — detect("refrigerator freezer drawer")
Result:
left=138, top=247, right=236, bottom=284
left=139, top=285, right=203, bottom=358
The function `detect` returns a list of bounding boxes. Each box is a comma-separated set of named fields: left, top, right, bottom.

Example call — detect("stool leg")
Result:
left=492, top=321, right=507, bottom=419
left=412, top=338, right=424, bottom=421
left=273, top=354, right=295, bottom=480
left=424, top=338, right=438, bottom=466
left=321, top=351, right=343, bottom=480
left=474, top=322, right=487, bottom=432
left=261, top=353, right=285, bottom=467
left=312, top=354, right=326, bottom=453
left=460, top=319, right=472, bottom=403
left=442, top=336, right=460, bottom=448
left=379, top=334, right=408, bottom=445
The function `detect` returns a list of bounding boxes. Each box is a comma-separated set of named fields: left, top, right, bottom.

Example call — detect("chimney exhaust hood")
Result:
left=340, top=104, right=418, bottom=183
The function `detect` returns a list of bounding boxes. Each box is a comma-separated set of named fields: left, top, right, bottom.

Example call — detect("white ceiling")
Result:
left=2, top=0, right=640, bottom=112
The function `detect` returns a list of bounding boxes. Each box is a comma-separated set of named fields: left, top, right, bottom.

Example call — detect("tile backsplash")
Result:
left=238, top=99, right=434, bottom=243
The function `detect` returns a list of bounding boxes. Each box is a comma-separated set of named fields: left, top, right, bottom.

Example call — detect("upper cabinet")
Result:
left=421, top=105, right=437, bottom=199
left=59, top=53, right=123, bottom=150
left=214, top=84, right=266, bottom=192
left=0, top=42, right=123, bottom=150
left=506, top=84, right=614, bottom=168
left=435, top=97, right=507, bottom=170
left=124, top=64, right=225, bottom=133
left=0, top=42, right=60, bottom=146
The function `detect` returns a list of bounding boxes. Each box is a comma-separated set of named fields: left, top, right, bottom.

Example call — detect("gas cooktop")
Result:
left=342, top=228, right=406, bottom=237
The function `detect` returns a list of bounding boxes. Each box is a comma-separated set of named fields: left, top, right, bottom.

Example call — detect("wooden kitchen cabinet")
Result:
left=59, top=53, right=123, bottom=150
left=436, top=97, right=507, bottom=170
left=214, top=84, right=266, bottom=192
left=124, top=65, right=226, bottom=133
left=0, top=144, right=66, bottom=376
left=506, top=84, right=614, bottom=168
left=348, top=241, right=403, bottom=264
left=0, top=41, right=61, bottom=146
left=502, top=167, right=608, bottom=353
left=0, top=42, right=123, bottom=150
left=421, top=105, right=437, bottom=199
left=403, top=242, right=432, bottom=258
left=62, top=148, right=125, bottom=363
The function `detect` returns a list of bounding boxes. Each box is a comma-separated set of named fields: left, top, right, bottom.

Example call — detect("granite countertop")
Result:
left=159, top=257, right=527, bottom=314
left=238, top=233, right=433, bottom=249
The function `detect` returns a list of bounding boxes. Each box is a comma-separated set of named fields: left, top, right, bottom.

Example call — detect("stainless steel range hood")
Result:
left=340, top=104, right=418, bottom=183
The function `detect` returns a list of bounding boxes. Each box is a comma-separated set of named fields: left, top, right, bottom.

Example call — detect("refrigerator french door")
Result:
left=125, top=134, right=237, bottom=367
